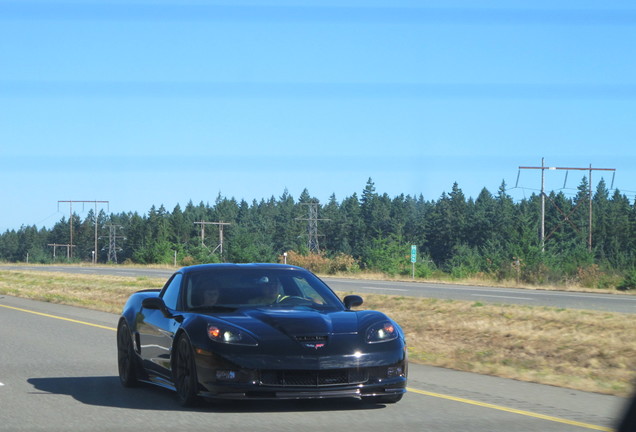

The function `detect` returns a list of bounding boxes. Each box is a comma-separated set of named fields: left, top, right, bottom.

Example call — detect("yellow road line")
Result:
left=0, top=303, right=116, bottom=331
left=0, top=301, right=615, bottom=431
left=407, top=387, right=614, bottom=432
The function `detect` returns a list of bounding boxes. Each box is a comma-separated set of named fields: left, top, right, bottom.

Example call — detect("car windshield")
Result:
left=183, top=268, right=344, bottom=312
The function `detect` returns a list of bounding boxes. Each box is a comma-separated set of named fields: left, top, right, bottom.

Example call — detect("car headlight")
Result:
left=207, top=324, right=258, bottom=346
left=366, top=321, right=399, bottom=344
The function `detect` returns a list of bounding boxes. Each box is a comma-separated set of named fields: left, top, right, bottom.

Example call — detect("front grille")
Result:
left=260, top=369, right=368, bottom=387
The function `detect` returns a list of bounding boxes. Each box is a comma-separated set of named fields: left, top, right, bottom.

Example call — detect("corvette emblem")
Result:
left=303, top=343, right=326, bottom=350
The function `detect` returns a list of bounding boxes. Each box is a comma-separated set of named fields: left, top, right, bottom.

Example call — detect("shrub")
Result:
left=576, top=264, right=603, bottom=288
left=179, top=255, right=198, bottom=267
left=617, top=269, right=636, bottom=291
left=447, top=244, right=481, bottom=279
left=283, top=250, right=330, bottom=273
left=414, top=260, right=435, bottom=278
left=282, top=251, right=359, bottom=275
left=328, top=253, right=360, bottom=274
left=361, top=237, right=409, bottom=276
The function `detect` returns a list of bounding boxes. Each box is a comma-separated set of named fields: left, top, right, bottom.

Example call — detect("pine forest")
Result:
left=1, top=178, right=635, bottom=290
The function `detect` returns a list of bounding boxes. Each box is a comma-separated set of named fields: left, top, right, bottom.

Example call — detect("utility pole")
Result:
left=518, top=158, right=615, bottom=252
left=47, top=243, right=75, bottom=261
left=194, top=221, right=231, bottom=255
left=57, top=200, right=109, bottom=262
left=297, top=202, right=329, bottom=254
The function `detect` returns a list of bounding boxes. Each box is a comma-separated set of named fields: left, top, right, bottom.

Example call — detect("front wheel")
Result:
left=117, top=320, right=138, bottom=387
left=174, top=336, right=200, bottom=407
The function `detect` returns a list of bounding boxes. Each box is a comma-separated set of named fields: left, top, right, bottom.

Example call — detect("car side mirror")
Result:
left=142, top=297, right=184, bottom=323
left=343, top=295, right=363, bottom=310
left=142, top=296, right=165, bottom=310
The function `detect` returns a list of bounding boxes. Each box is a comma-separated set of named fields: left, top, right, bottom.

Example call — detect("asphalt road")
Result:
left=2, top=265, right=635, bottom=314
left=323, top=278, right=636, bottom=315
left=0, top=295, right=628, bottom=432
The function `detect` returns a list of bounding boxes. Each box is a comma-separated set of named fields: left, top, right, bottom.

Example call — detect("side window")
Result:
left=161, top=273, right=183, bottom=310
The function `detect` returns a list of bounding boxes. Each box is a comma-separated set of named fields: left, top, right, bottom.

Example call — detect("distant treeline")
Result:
left=1, top=178, right=635, bottom=289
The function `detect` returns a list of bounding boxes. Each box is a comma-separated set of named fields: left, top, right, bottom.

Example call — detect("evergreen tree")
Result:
left=321, top=193, right=343, bottom=254
left=605, top=189, right=633, bottom=267
left=340, top=193, right=364, bottom=259
left=0, top=229, right=19, bottom=261
left=0, top=179, right=634, bottom=280
left=273, top=189, right=300, bottom=255
left=592, top=179, right=610, bottom=261
left=494, top=181, right=517, bottom=248
left=469, top=187, right=495, bottom=248
left=170, top=204, right=189, bottom=245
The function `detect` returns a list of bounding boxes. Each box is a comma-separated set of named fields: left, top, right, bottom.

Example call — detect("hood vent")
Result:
left=295, top=335, right=328, bottom=342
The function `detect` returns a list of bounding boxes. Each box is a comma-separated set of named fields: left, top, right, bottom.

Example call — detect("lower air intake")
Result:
left=260, top=369, right=368, bottom=387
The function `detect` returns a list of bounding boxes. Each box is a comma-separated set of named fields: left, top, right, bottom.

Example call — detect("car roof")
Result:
left=177, top=263, right=304, bottom=274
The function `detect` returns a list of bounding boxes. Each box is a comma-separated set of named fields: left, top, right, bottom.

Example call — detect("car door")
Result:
left=137, top=272, right=183, bottom=379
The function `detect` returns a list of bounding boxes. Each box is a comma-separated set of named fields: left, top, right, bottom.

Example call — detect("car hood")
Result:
left=190, top=308, right=402, bottom=369
left=217, top=307, right=360, bottom=338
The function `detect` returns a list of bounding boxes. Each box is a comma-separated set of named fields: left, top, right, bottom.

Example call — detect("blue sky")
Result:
left=1, top=0, right=635, bottom=232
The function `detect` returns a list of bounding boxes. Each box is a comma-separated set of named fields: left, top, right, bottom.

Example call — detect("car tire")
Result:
left=117, top=320, right=138, bottom=387
left=174, top=335, right=200, bottom=407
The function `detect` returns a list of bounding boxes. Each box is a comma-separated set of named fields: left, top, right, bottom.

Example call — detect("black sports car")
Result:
left=117, top=263, right=407, bottom=406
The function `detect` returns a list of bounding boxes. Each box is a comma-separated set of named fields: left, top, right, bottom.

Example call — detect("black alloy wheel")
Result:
left=174, top=335, right=199, bottom=406
left=117, top=321, right=138, bottom=387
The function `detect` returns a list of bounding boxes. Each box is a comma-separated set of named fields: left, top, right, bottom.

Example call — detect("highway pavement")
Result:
left=1, top=265, right=635, bottom=314
left=0, top=294, right=628, bottom=432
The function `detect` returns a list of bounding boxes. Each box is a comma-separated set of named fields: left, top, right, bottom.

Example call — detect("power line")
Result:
left=518, top=158, right=615, bottom=252
left=193, top=221, right=231, bottom=256
left=57, top=200, right=109, bottom=262
left=47, top=243, right=74, bottom=261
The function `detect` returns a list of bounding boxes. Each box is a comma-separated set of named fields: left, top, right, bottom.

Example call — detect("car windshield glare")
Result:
left=185, top=268, right=343, bottom=311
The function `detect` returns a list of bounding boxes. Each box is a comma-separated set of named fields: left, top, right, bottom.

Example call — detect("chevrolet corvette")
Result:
left=117, top=263, right=407, bottom=406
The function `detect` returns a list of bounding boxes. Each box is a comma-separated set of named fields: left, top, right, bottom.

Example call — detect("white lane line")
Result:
left=362, top=287, right=408, bottom=292
left=0, top=382, right=5, bottom=387
left=473, top=294, right=534, bottom=301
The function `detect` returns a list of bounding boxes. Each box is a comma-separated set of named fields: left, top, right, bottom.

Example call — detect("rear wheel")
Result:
left=117, top=320, right=138, bottom=387
left=174, top=336, right=199, bottom=407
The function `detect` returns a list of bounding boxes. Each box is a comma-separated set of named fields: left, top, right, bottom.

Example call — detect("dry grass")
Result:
left=1, top=269, right=634, bottom=396
left=330, top=270, right=634, bottom=295
left=357, top=294, right=636, bottom=396
left=0, top=270, right=165, bottom=313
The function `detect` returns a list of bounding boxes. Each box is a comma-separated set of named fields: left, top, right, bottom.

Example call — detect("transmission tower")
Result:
left=297, top=202, right=329, bottom=253
left=102, top=224, right=125, bottom=263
